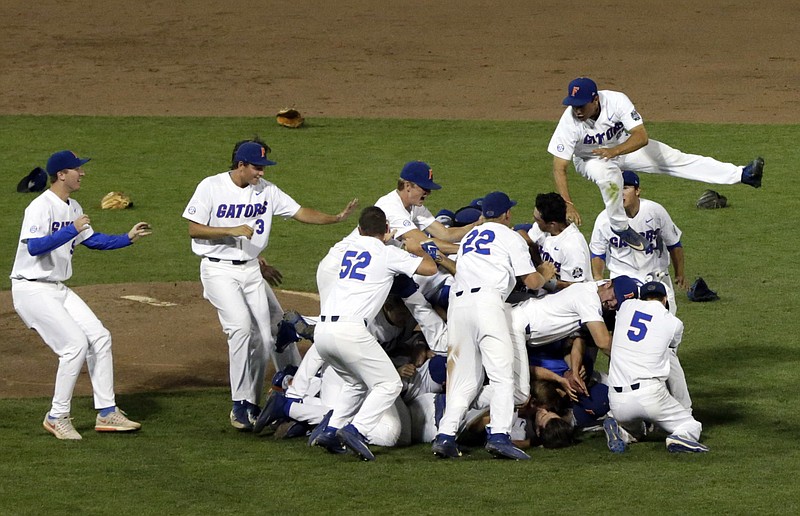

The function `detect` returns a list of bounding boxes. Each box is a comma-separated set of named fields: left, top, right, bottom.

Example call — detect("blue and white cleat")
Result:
left=253, top=391, right=287, bottom=434
left=308, top=409, right=334, bottom=447
left=612, top=226, right=649, bottom=252
left=666, top=435, right=709, bottom=453
left=603, top=417, right=627, bottom=453
left=485, top=432, right=530, bottom=460
left=431, top=433, right=461, bottom=459
left=337, top=424, right=375, bottom=461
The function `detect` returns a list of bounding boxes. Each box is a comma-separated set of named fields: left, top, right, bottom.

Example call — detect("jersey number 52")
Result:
left=340, top=250, right=372, bottom=281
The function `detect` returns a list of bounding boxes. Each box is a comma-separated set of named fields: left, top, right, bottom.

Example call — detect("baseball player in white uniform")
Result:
left=590, top=171, right=685, bottom=312
left=604, top=282, right=708, bottom=453
left=182, top=141, right=357, bottom=430
left=548, top=76, right=764, bottom=252
left=10, top=150, right=151, bottom=440
left=317, top=161, right=468, bottom=357
left=590, top=170, right=693, bottom=410
left=311, top=206, right=438, bottom=460
left=525, top=192, right=592, bottom=290
left=432, top=191, right=556, bottom=461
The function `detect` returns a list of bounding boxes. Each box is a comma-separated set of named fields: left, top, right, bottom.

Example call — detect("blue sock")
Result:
left=98, top=406, right=116, bottom=417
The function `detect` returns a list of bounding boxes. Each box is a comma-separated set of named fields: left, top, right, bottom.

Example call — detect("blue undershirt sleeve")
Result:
left=81, top=232, right=132, bottom=250
left=26, top=224, right=79, bottom=256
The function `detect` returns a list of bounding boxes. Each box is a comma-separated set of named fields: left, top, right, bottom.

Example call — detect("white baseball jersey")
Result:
left=437, top=222, right=536, bottom=437
left=607, top=299, right=683, bottom=387
left=548, top=90, right=643, bottom=161
left=182, top=172, right=301, bottom=260
left=331, top=190, right=436, bottom=254
left=511, top=281, right=605, bottom=347
left=451, top=222, right=536, bottom=299
left=527, top=223, right=591, bottom=283
left=10, top=190, right=94, bottom=282
left=320, top=235, right=423, bottom=322
left=589, top=199, right=681, bottom=282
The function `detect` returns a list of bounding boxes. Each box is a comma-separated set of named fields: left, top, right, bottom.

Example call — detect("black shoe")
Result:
left=431, top=433, right=462, bottom=458
left=741, top=157, right=764, bottom=188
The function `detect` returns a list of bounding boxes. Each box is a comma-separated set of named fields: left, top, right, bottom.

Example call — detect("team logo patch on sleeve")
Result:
left=557, top=144, right=565, bottom=152
left=188, top=206, right=196, bottom=215
left=403, top=220, right=412, bottom=227
left=631, top=110, right=641, bottom=121
left=571, top=267, right=583, bottom=278
left=29, top=225, right=39, bottom=233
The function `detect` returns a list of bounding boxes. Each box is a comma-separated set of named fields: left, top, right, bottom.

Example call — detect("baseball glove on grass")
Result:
left=696, top=189, right=727, bottom=209
left=276, top=108, right=304, bottom=128
left=101, top=191, right=133, bottom=210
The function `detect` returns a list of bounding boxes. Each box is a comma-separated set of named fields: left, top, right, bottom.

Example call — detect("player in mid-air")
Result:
left=10, top=150, right=151, bottom=440
left=183, top=141, right=357, bottom=431
left=432, top=191, right=556, bottom=461
left=548, top=76, right=764, bottom=252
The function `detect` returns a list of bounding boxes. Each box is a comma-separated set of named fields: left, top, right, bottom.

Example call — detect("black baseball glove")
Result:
left=696, top=189, right=727, bottom=209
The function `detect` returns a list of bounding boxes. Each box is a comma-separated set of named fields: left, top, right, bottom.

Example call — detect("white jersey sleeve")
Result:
left=10, top=191, right=93, bottom=282
left=182, top=172, right=301, bottom=260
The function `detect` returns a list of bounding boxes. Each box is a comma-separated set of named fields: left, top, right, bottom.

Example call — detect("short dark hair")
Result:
left=539, top=417, right=575, bottom=449
left=535, top=192, right=567, bottom=224
left=231, top=136, right=271, bottom=169
left=532, top=379, right=571, bottom=416
left=358, top=206, right=387, bottom=236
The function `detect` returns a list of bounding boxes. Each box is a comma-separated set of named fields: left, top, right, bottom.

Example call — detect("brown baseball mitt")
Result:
left=101, top=191, right=133, bottom=210
left=276, top=108, right=305, bottom=128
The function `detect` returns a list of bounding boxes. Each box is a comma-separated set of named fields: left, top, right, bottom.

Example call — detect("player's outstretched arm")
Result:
left=403, top=239, right=438, bottom=276
left=425, top=219, right=477, bottom=243
left=292, top=198, right=359, bottom=225
left=669, top=246, right=687, bottom=290
left=553, top=157, right=580, bottom=226
left=591, top=256, right=607, bottom=280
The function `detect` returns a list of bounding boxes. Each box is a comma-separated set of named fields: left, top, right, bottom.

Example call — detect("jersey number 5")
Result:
left=340, top=250, right=371, bottom=281
left=462, top=229, right=495, bottom=255
left=627, top=310, right=653, bottom=342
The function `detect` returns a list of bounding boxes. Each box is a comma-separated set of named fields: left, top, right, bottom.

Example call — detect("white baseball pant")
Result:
left=12, top=280, right=115, bottom=416
left=608, top=378, right=701, bottom=441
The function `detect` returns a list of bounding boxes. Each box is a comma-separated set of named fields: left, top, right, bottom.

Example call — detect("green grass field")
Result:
left=2, top=116, right=799, bottom=514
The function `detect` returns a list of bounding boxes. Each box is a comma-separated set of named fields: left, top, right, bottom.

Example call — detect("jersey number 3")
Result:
left=462, top=229, right=495, bottom=255
left=627, top=310, right=653, bottom=342
left=340, top=251, right=371, bottom=281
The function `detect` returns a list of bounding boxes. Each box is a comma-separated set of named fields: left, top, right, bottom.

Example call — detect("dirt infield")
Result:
left=0, top=1, right=793, bottom=398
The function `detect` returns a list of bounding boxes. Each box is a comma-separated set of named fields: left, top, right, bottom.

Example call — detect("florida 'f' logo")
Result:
left=428, top=168, right=433, bottom=180
left=571, top=86, right=580, bottom=97
left=261, top=146, right=266, bottom=158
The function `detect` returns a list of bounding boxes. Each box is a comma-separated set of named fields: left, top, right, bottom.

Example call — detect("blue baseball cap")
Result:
left=613, top=275, right=639, bottom=307
left=562, top=77, right=598, bottom=107
left=482, top=191, right=517, bottom=218
left=234, top=141, right=277, bottom=167
left=17, top=167, right=48, bottom=193
left=469, top=197, right=483, bottom=208
left=46, top=150, right=91, bottom=176
left=640, top=281, right=667, bottom=299
left=622, top=170, right=640, bottom=187
left=400, top=161, right=441, bottom=190
left=453, top=206, right=481, bottom=227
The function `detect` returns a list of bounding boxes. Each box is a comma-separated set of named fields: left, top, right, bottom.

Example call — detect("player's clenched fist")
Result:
left=536, top=261, right=557, bottom=280
left=229, top=224, right=255, bottom=239
left=74, top=214, right=91, bottom=232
